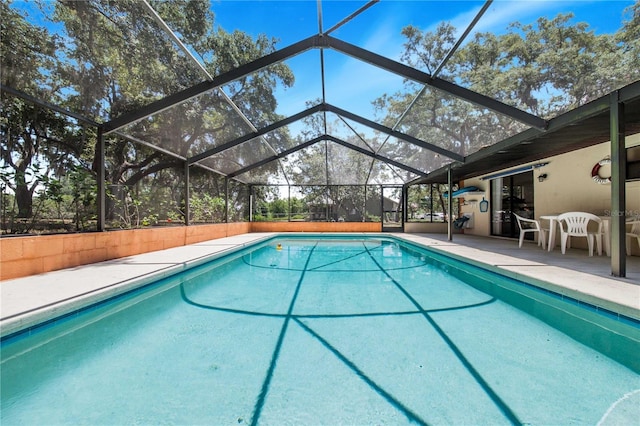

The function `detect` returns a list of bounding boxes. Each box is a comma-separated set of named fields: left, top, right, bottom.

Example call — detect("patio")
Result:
left=408, top=233, right=640, bottom=282
left=401, top=233, right=640, bottom=320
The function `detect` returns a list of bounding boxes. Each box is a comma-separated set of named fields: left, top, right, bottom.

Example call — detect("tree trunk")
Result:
left=15, top=180, right=33, bottom=218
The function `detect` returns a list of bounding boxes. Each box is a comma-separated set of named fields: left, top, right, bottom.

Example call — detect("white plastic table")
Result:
left=540, top=215, right=559, bottom=252
left=540, top=214, right=610, bottom=256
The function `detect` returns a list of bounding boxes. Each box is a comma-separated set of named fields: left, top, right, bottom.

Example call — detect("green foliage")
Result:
left=290, top=197, right=306, bottom=215
left=252, top=193, right=307, bottom=221
left=253, top=214, right=267, bottom=222
left=376, top=7, right=639, bottom=175
left=43, top=176, right=64, bottom=219
left=2, top=0, right=290, bottom=234
left=366, top=215, right=380, bottom=223
left=0, top=163, right=97, bottom=234
left=405, top=184, right=453, bottom=222
left=69, top=165, right=97, bottom=229
left=105, top=168, right=185, bottom=229
left=141, top=214, right=159, bottom=227
left=190, top=193, right=225, bottom=223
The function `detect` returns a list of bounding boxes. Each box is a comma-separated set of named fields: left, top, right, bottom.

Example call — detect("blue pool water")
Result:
left=1, top=237, right=639, bottom=425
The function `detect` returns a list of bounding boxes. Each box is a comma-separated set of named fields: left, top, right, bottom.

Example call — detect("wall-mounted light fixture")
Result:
left=538, top=173, right=548, bottom=182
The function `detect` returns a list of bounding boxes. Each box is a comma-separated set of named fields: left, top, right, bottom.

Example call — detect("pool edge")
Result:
left=0, top=233, right=277, bottom=339
left=2, top=232, right=638, bottom=339
left=391, top=233, right=640, bottom=322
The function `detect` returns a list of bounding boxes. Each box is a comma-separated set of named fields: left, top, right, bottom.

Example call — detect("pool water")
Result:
left=1, top=237, right=639, bottom=425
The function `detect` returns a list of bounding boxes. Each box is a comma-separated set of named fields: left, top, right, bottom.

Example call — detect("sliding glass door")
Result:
left=490, top=171, right=535, bottom=238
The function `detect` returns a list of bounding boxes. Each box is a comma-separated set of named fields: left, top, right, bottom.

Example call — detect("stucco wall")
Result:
left=0, top=221, right=381, bottom=281
left=0, top=223, right=252, bottom=281
left=460, top=135, right=640, bottom=254
left=534, top=137, right=640, bottom=219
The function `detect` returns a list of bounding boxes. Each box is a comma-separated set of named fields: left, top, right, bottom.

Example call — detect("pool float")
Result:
left=442, top=186, right=480, bottom=198
left=591, top=157, right=611, bottom=184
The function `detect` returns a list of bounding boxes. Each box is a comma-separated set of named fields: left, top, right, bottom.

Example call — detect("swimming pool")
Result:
left=1, top=236, right=639, bottom=425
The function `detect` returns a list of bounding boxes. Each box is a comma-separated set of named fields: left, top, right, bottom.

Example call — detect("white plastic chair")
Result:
left=513, top=213, right=547, bottom=249
left=557, top=212, right=603, bottom=256
left=626, top=219, right=640, bottom=255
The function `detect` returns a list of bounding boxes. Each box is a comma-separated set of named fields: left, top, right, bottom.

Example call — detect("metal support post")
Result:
left=288, top=185, right=291, bottom=222
left=224, top=177, right=229, bottom=223
left=325, top=186, right=330, bottom=222
left=363, top=185, right=367, bottom=222
left=610, top=92, right=626, bottom=277
left=184, top=162, right=190, bottom=226
left=402, top=184, right=408, bottom=225
left=447, top=165, right=453, bottom=241
left=249, top=185, right=254, bottom=222
left=96, top=127, right=105, bottom=231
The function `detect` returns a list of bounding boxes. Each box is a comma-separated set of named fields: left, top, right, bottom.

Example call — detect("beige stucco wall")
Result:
left=535, top=135, right=640, bottom=219
left=459, top=134, right=640, bottom=253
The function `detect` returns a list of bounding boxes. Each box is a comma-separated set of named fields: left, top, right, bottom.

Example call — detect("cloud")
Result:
left=472, top=1, right=559, bottom=33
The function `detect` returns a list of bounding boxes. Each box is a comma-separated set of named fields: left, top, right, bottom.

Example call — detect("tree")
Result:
left=3, top=0, right=294, bottom=229
left=377, top=9, right=637, bottom=161
left=617, top=1, right=640, bottom=80
left=1, top=2, right=90, bottom=219
left=13, top=0, right=294, bottom=207
left=457, top=13, right=627, bottom=115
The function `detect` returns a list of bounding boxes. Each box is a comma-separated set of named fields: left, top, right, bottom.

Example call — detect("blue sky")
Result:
left=210, top=0, right=636, bottom=120
left=10, top=0, right=636, bottom=127
left=211, top=0, right=631, bottom=47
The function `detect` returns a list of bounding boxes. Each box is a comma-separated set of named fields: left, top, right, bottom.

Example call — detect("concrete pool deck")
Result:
left=1, top=232, right=639, bottom=338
